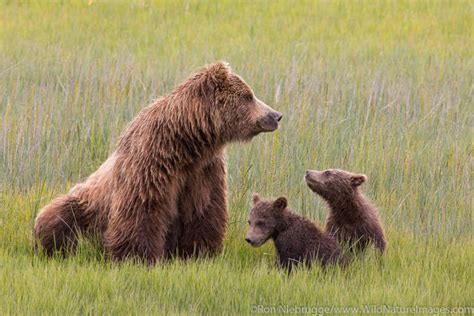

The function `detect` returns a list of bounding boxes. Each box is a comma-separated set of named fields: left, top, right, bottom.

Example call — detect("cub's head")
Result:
left=245, top=193, right=288, bottom=247
left=197, top=61, right=282, bottom=142
left=305, top=169, right=367, bottom=201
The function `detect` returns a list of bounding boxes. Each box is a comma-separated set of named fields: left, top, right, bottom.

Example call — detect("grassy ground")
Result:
left=1, top=0, right=473, bottom=314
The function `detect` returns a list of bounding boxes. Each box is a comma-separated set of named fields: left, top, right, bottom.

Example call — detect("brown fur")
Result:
left=246, top=194, right=348, bottom=272
left=305, top=169, right=386, bottom=254
left=34, top=61, right=282, bottom=264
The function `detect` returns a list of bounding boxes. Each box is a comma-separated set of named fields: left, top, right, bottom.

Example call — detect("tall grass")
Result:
left=0, top=1, right=472, bottom=314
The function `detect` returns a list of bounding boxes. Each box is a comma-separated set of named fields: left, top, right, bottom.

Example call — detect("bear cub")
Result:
left=305, top=169, right=386, bottom=254
left=246, top=193, right=347, bottom=272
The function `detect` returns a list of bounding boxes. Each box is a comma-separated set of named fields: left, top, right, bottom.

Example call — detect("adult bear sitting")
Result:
left=34, top=61, right=282, bottom=264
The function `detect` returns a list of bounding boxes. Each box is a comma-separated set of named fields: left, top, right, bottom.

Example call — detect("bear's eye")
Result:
left=255, top=220, right=265, bottom=227
left=243, top=93, right=254, bottom=103
left=323, top=170, right=331, bottom=176
left=248, top=220, right=251, bottom=225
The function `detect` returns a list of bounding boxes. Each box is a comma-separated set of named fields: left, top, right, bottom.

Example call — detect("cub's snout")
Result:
left=304, top=170, right=323, bottom=189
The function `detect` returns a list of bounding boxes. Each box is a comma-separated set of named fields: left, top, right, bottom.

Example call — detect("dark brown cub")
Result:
left=246, top=193, right=348, bottom=273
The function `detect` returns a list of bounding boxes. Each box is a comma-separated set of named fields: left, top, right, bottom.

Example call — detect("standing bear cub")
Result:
left=305, top=169, right=386, bottom=254
left=246, top=194, right=347, bottom=272
left=34, top=61, right=282, bottom=264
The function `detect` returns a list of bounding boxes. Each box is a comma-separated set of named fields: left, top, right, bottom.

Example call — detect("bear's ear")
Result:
left=206, top=61, right=231, bottom=89
left=252, top=193, right=261, bottom=204
left=273, top=196, right=288, bottom=210
left=199, top=61, right=231, bottom=105
left=350, top=174, right=367, bottom=187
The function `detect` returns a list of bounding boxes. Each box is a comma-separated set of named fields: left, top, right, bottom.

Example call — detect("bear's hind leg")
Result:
left=34, top=195, right=86, bottom=256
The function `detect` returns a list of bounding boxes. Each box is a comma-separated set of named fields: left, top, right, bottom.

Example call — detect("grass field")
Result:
left=1, top=0, right=473, bottom=314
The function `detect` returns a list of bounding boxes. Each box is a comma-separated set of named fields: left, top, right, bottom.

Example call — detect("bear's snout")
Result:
left=305, top=170, right=322, bottom=188
left=245, top=237, right=260, bottom=247
left=257, top=110, right=282, bottom=132
left=274, top=112, right=283, bottom=122
left=252, top=98, right=282, bottom=133
left=305, top=170, right=320, bottom=179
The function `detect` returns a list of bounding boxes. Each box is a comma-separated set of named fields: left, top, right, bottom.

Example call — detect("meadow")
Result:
left=0, top=1, right=473, bottom=314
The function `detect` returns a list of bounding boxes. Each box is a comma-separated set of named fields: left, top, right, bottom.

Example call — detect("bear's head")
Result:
left=305, top=169, right=367, bottom=201
left=245, top=193, right=288, bottom=247
left=195, top=61, right=282, bottom=142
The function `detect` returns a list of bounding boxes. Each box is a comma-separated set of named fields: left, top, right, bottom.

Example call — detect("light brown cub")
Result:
left=305, top=169, right=386, bottom=254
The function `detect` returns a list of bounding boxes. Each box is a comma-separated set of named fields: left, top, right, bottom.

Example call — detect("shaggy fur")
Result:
left=34, top=61, right=282, bottom=264
left=305, top=169, right=386, bottom=254
left=246, top=194, right=348, bottom=272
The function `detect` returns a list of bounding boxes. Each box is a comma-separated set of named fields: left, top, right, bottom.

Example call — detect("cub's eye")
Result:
left=248, top=220, right=251, bottom=225
left=243, top=93, right=254, bottom=102
left=323, top=170, right=331, bottom=176
left=255, top=220, right=265, bottom=227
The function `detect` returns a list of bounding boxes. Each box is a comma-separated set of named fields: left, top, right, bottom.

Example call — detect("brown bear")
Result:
left=34, top=61, right=282, bottom=264
left=305, top=169, right=386, bottom=254
left=245, top=193, right=348, bottom=272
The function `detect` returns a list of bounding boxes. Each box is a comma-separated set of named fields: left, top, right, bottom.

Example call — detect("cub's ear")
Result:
left=273, top=196, right=288, bottom=210
left=351, top=174, right=367, bottom=187
left=252, top=193, right=261, bottom=204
